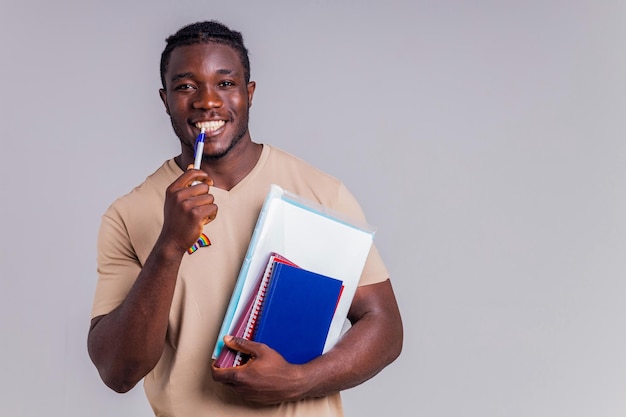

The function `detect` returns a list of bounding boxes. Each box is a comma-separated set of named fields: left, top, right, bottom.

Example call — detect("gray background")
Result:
left=2, top=0, right=626, bottom=416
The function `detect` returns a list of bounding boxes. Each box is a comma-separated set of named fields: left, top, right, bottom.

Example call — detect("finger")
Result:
left=187, top=198, right=217, bottom=225
left=188, top=174, right=214, bottom=189
left=170, top=169, right=211, bottom=191
left=188, top=180, right=211, bottom=194
left=199, top=204, right=218, bottom=226
left=223, top=336, right=260, bottom=358
left=186, top=164, right=213, bottom=184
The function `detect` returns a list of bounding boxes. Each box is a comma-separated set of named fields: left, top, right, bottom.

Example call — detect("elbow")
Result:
left=385, top=322, right=403, bottom=366
left=95, top=359, right=146, bottom=393
left=391, top=326, right=403, bottom=363
left=102, top=372, right=140, bottom=394
left=385, top=312, right=404, bottom=366
left=88, top=340, right=146, bottom=393
left=390, top=294, right=404, bottom=364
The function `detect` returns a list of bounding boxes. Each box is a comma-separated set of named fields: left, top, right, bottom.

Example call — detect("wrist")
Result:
left=294, top=362, right=325, bottom=400
left=153, top=234, right=189, bottom=261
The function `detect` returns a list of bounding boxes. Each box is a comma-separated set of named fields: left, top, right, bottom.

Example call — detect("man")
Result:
left=88, top=20, right=403, bottom=416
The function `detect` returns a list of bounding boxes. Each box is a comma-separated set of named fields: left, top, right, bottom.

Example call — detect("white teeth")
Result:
left=196, top=120, right=225, bottom=132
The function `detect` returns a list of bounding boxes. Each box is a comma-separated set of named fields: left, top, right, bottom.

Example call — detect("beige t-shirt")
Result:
left=92, top=145, right=389, bottom=417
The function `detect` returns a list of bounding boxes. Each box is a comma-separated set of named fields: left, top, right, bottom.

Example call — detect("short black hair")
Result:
left=160, top=21, right=251, bottom=89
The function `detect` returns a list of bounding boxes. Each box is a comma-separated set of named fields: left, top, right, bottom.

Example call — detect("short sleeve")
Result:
left=91, top=206, right=142, bottom=318
left=333, top=183, right=390, bottom=286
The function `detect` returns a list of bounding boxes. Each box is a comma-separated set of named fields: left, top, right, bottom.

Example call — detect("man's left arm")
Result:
left=211, top=278, right=403, bottom=404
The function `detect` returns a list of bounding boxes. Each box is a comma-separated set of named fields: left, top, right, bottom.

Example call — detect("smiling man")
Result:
left=87, top=21, right=403, bottom=417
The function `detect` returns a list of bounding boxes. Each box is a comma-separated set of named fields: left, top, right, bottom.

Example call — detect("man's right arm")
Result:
left=88, top=238, right=185, bottom=392
left=87, top=169, right=216, bottom=393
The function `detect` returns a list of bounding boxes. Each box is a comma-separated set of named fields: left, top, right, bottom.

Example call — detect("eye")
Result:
left=218, top=80, right=235, bottom=88
left=174, top=83, right=196, bottom=91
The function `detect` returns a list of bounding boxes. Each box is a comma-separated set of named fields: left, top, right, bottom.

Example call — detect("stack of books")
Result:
left=215, top=252, right=344, bottom=367
left=212, top=185, right=375, bottom=367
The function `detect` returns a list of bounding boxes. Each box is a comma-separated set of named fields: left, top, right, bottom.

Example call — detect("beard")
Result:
left=203, top=114, right=249, bottom=160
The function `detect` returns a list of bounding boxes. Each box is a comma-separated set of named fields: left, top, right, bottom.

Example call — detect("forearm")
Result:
left=88, top=237, right=184, bottom=392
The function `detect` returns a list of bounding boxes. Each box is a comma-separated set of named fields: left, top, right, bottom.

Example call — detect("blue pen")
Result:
left=191, top=127, right=206, bottom=185
left=193, top=127, right=206, bottom=170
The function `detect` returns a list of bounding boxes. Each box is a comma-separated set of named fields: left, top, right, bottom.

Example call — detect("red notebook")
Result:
left=214, top=253, right=297, bottom=368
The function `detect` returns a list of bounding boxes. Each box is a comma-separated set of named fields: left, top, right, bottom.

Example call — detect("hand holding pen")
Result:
left=186, top=126, right=213, bottom=252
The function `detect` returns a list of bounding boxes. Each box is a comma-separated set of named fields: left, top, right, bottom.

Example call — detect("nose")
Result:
left=193, top=85, right=223, bottom=109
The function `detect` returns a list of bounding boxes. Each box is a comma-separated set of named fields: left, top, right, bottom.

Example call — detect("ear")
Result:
left=159, top=88, right=170, bottom=115
left=246, top=81, right=256, bottom=108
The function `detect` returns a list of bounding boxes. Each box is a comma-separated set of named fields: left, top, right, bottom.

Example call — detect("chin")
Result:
left=207, top=134, right=246, bottom=160
left=204, top=144, right=234, bottom=160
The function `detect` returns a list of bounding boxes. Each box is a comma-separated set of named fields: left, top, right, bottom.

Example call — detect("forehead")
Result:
left=166, top=42, right=244, bottom=79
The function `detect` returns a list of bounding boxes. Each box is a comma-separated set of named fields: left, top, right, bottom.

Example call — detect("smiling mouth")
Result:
left=195, top=120, right=226, bottom=132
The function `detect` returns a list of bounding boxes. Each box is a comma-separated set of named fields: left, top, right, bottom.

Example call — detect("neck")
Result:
left=175, top=138, right=263, bottom=191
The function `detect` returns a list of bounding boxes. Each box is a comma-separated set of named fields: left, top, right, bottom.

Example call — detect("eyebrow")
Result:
left=170, top=68, right=235, bottom=83
left=170, top=72, right=194, bottom=83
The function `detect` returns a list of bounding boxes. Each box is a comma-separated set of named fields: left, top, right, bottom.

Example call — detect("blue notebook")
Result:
left=253, top=262, right=344, bottom=364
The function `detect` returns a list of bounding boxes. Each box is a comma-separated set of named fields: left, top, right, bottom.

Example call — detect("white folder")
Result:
left=212, top=184, right=375, bottom=360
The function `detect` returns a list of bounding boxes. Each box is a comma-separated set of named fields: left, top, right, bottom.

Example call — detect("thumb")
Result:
left=224, top=335, right=260, bottom=357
